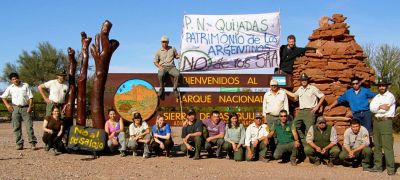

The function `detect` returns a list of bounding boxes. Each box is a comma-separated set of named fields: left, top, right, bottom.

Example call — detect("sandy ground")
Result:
left=0, top=121, right=399, bottom=180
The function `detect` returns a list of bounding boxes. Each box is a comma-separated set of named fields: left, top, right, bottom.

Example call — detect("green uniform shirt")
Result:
left=271, top=121, right=295, bottom=144
left=312, top=125, right=332, bottom=148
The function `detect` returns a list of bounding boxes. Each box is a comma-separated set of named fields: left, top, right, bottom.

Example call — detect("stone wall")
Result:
left=292, top=14, right=376, bottom=144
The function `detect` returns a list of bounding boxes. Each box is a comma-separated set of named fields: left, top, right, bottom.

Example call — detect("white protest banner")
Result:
left=180, top=12, right=280, bottom=72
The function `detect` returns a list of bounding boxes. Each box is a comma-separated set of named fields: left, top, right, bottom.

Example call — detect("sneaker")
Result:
left=290, top=160, right=297, bottom=166
left=49, top=148, right=60, bottom=156
left=31, top=144, right=37, bottom=151
left=16, top=144, right=23, bottom=150
left=120, top=151, right=126, bottom=157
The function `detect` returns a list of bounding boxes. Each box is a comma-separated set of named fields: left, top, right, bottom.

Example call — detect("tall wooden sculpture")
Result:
left=65, top=47, right=77, bottom=119
left=90, top=20, right=119, bottom=128
left=76, top=32, right=92, bottom=126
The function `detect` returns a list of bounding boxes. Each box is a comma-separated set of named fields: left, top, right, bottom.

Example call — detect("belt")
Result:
left=265, top=113, right=279, bottom=117
left=52, top=102, right=64, bottom=106
left=12, top=104, right=29, bottom=108
left=300, top=108, right=312, bottom=111
left=354, top=110, right=369, bottom=114
left=375, top=117, right=393, bottom=121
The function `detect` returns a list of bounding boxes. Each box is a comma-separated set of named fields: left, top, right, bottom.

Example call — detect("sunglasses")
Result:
left=280, top=115, right=287, bottom=117
left=352, top=82, right=359, bottom=85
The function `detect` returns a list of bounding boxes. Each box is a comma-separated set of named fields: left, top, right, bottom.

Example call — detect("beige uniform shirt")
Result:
left=295, top=84, right=324, bottom=109
left=343, top=126, right=370, bottom=149
left=44, top=79, right=69, bottom=104
left=262, top=89, right=289, bottom=116
left=154, top=46, right=178, bottom=67
left=1, top=82, right=33, bottom=106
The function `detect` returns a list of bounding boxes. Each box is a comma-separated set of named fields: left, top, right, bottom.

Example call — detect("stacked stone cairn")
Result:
left=291, top=14, right=376, bottom=144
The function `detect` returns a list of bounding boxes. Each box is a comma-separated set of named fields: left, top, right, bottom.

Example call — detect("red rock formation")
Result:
left=292, top=14, right=376, bottom=144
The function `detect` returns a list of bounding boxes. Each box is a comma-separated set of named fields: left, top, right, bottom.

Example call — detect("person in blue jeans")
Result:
left=151, top=114, right=174, bottom=157
left=326, top=77, right=376, bottom=133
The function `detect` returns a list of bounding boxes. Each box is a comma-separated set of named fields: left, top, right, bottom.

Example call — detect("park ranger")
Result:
left=339, top=119, right=372, bottom=171
left=268, top=110, right=300, bottom=166
left=304, top=116, right=340, bottom=167
left=284, top=73, right=325, bottom=144
left=367, top=79, right=396, bottom=176
left=1, top=73, right=37, bottom=150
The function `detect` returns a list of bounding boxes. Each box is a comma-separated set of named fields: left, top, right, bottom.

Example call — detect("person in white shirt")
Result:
left=1, top=73, right=37, bottom=150
left=245, top=112, right=270, bottom=162
left=367, top=79, right=396, bottom=176
left=38, top=70, right=69, bottom=116
left=127, top=112, right=151, bottom=158
left=262, top=79, right=289, bottom=127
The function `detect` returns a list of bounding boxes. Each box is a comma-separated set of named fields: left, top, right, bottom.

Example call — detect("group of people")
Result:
left=0, top=34, right=397, bottom=176
left=1, top=70, right=69, bottom=155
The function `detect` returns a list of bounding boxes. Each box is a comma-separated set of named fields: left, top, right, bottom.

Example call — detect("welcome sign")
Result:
left=180, top=12, right=280, bottom=72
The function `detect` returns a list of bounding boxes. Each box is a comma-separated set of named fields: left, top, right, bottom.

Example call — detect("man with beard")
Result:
left=367, top=79, right=396, bottom=176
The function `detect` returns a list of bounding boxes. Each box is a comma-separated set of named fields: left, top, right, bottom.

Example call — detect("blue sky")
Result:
left=0, top=0, right=399, bottom=88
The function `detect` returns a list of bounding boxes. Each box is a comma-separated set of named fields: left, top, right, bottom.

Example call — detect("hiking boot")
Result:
left=31, top=144, right=37, bottom=151
left=158, top=87, right=165, bottom=97
left=366, top=167, right=383, bottom=172
left=259, top=156, right=270, bottom=163
left=132, top=151, right=138, bottom=156
left=314, top=158, right=321, bottom=166
left=290, top=160, right=297, bottom=166
left=388, top=171, right=396, bottom=176
left=143, top=153, right=150, bottom=159
left=16, top=144, right=23, bottom=150
left=327, top=161, right=334, bottom=167
left=173, top=88, right=179, bottom=96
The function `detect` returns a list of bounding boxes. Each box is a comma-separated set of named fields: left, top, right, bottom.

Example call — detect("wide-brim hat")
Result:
left=270, top=79, right=278, bottom=86
left=376, top=78, right=391, bottom=86
left=56, top=69, right=67, bottom=76
left=254, top=112, right=263, bottom=119
left=300, top=73, right=310, bottom=80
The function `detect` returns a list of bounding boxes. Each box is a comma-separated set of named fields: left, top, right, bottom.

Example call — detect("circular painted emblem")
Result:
left=113, top=79, right=158, bottom=121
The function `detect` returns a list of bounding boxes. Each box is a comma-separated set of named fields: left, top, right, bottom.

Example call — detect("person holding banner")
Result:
left=154, top=35, right=180, bottom=97
left=128, top=112, right=151, bottom=158
left=151, top=114, right=174, bottom=157
left=104, top=109, right=127, bottom=157
left=278, top=35, right=323, bottom=74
